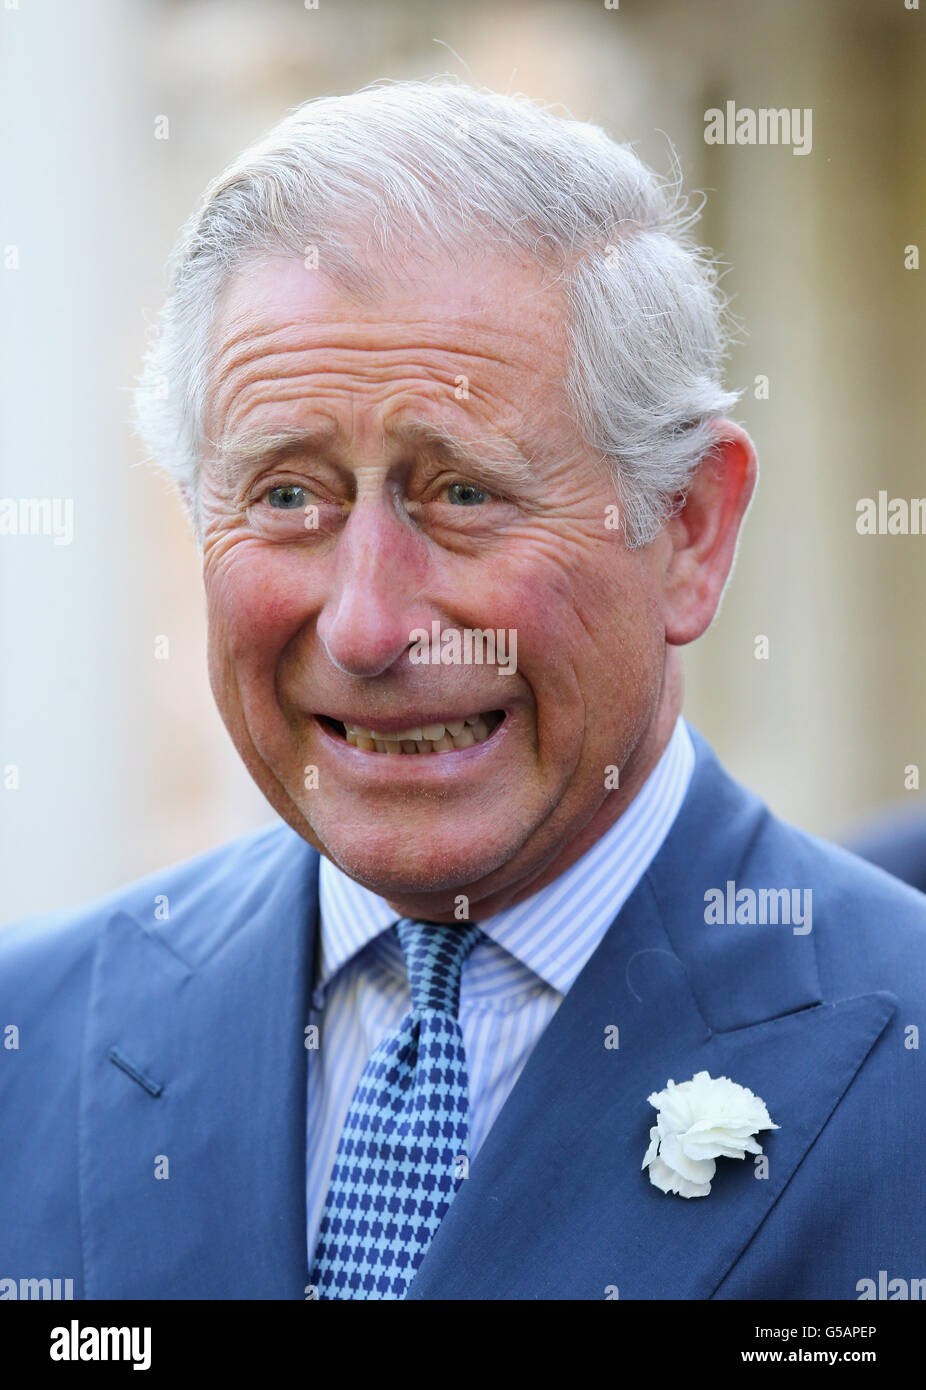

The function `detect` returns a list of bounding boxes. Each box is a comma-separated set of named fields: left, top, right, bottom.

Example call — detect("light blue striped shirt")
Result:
left=306, top=716, right=695, bottom=1267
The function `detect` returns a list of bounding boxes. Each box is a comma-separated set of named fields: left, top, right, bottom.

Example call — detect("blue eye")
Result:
left=446, top=481, right=487, bottom=506
left=267, top=485, right=308, bottom=510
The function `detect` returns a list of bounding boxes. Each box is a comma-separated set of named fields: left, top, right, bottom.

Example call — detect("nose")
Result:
left=316, top=494, right=431, bottom=678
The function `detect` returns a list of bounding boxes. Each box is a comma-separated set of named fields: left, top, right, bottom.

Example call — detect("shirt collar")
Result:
left=317, top=716, right=695, bottom=995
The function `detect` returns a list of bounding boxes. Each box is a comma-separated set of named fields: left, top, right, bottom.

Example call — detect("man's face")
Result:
left=200, top=250, right=672, bottom=915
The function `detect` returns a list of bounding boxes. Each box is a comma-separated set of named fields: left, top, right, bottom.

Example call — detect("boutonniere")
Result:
left=642, top=1070, right=779, bottom=1198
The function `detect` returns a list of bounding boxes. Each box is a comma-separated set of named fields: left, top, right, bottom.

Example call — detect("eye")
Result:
left=445, top=481, right=488, bottom=506
left=266, top=484, right=310, bottom=510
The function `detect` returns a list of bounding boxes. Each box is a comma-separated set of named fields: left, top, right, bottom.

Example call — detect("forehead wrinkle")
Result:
left=208, top=339, right=455, bottom=442
left=207, top=300, right=559, bottom=450
left=210, top=304, right=552, bottom=398
left=216, top=329, right=529, bottom=383
left=209, top=341, right=536, bottom=461
left=206, top=250, right=570, bottom=426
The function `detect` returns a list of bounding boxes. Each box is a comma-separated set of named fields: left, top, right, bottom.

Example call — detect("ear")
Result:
left=662, top=422, right=758, bottom=646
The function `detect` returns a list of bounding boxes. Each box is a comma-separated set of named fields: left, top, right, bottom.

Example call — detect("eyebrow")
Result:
left=211, top=421, right=338, bottom=491
left=212, top=418, right=537, bottom=493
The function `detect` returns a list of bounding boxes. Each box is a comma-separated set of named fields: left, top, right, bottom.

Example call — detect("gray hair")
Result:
left=132, top=78, right=741, bottom=546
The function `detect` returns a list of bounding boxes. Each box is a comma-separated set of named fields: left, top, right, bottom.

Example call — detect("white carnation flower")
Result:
left=642, top=1070, right=779, bottom=1198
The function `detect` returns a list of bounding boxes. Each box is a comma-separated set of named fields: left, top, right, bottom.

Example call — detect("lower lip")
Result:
left=311, top=714, right=512, bottom=779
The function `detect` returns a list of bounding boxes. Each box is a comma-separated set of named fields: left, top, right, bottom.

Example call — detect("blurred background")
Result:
left=2, top=0, right=924, bottom=925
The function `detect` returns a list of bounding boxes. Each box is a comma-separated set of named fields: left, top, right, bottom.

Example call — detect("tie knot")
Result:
left=395, top=919, right=483, bottom=1018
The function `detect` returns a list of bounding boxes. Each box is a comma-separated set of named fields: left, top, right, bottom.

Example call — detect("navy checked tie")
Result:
left=310, top=919, right=483, bottom=1300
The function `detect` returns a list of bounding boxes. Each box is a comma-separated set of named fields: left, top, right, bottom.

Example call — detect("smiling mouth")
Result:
left=319, top=710, right=506, bottom=754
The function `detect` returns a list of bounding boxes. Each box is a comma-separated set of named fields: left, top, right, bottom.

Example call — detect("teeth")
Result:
left=336, top=714, right=500, bottom=754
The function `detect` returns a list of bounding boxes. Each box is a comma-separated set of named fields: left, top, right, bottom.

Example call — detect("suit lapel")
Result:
left=407, top=734, right=896, bottom=1299
left=79, top=826, right=319, bottom=1298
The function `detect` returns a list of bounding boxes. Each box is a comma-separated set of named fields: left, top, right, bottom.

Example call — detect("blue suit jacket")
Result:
left=844, top=809, right=926, bottom=895
left=2, top=729, right=924, bottom=1300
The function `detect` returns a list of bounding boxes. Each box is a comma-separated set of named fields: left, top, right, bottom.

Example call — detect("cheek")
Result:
left=495, top=542, right=649, bottom=684
left=205, top=543, right=315, bottom=673
left=510, top=546, right=662, bottom=747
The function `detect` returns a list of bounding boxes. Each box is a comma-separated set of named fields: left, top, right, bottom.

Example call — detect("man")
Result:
left=2, top=80, right=924, bottom=1301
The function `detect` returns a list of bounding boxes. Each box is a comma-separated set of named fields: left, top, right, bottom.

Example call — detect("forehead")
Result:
left=205, top=251, right=570, bottom=441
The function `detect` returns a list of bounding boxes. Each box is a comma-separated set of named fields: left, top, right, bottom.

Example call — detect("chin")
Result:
left=308, top=808, right=519, bottom=900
